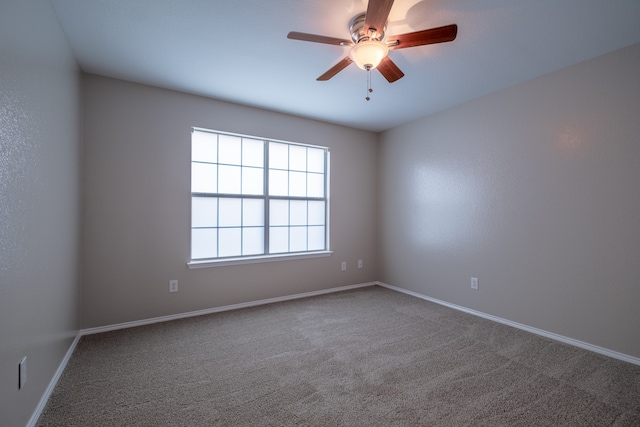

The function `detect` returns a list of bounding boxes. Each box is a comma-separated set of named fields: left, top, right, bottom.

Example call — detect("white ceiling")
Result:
left=50, top=0, right=640, bottom=132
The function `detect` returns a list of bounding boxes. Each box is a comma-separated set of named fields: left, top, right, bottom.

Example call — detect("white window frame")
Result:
left=188, top=128, right=331, bottom=269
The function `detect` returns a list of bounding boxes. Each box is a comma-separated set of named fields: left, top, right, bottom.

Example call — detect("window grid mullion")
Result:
left=216, top=134, right=220, bottom=258
left=216, top=197, right=220, bottom=258
left=240, top=138, right=244, bottom=256
left=306, top=200, right=309, bottom=252
left=324, top=150, right=329, bottom=250
left=287, top=200, right=291, bottom=253
left=192, top=193, right=266, bottom=199
left=264, top=140, right=270, bottom=255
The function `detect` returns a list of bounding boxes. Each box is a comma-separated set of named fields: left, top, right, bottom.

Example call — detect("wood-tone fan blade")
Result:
left=376, top=56, right=404, bottom=83
left=364, top=0, right=395, bottom=37
left=317, top=57, right=353, bottom=81
left=287, top=31, right=353, bottom=46
left=387, top=24, right=458, bottom=50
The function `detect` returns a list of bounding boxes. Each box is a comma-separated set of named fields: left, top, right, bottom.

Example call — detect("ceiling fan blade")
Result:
left=387, top=24, right=458, bottom=50
left=376, top=56, right=404, bottom=83
left=317, top=57, right=353, bottom=81
left=364, top=0, right=395, bottom=37
left=287, top=31, right=353, bottom=46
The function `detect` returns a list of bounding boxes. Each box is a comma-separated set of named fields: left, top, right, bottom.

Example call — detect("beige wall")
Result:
left=0, top=1, right=82, bottom=426
left=378, top=42, right=640, bottom=359
left=81, top=75, right=378, bottom=328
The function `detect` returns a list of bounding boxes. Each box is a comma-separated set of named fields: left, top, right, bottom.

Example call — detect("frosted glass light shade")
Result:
left=349, top=40, right=388, bottom=70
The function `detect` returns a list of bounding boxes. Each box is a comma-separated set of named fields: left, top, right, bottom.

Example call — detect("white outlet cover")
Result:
left=169, top=280, right=178, bottom=293
left=471, top=277, right=479, bottom=290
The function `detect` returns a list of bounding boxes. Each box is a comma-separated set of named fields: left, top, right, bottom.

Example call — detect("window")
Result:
left=190, top=128, right=330, bottom=266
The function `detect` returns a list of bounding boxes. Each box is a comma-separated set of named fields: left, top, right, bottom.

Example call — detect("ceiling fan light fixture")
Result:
left=349, top=40, right=388, bottom=70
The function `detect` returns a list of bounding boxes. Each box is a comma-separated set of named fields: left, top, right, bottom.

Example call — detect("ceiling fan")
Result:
left=287, top=0, right=457, bottom=88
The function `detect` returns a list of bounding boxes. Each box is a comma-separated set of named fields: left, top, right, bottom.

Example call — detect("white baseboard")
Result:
left=80, top=282, right=376, bottom=336
left=376, top=281, right=640, bottom=366
left=26, top=332, right=81, bottom=427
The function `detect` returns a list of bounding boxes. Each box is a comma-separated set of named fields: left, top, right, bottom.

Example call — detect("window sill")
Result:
left=187, top=251, right=333, bottom=269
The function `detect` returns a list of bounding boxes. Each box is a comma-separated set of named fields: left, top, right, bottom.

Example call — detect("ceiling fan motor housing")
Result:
left=350, top=12, right=386, bottom=43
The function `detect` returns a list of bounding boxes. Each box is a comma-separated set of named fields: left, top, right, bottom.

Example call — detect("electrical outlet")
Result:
left=19, top=356, right=27, bottom=389
left=471, top=277, right=479, bottom=290
left=169, top=280, right=178, bottom=293
left=341, top=261, right=347, bottom=271
left=357, top=259, right=363, bottom=269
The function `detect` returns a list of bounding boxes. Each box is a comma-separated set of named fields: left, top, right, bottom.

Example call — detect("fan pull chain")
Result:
left=365, top=66, right=373, bottom=101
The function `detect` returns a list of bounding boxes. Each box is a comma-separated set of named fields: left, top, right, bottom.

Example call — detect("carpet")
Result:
left=37, top=286, right=640, bottom=426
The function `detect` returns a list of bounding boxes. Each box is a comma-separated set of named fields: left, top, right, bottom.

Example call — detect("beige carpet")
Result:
left=37, top=286, right=640, bottom=426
